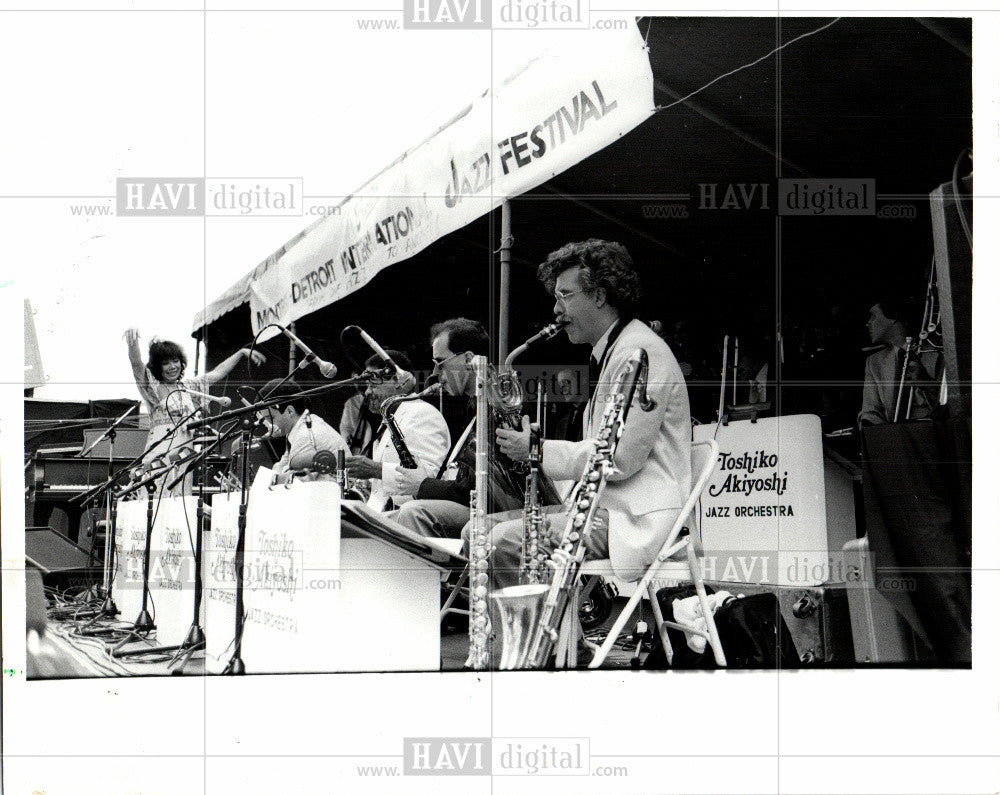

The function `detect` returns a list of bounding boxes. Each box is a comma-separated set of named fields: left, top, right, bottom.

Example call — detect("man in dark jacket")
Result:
left=392, top=318, right=491, bottom=538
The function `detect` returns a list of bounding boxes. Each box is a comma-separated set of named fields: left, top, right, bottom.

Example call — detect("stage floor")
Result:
left=30, top=596, right=650, bottom=677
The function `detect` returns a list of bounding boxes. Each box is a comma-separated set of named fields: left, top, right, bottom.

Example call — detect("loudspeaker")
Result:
left=25, top=526, right=101, bottom=589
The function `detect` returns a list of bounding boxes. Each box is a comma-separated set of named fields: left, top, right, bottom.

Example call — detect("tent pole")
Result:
left=499, top=199, right=512, bottom=364
left=289, top=321, right=297, bottom=376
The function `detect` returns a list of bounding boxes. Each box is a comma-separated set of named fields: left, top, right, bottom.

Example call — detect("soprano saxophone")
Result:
left=491, top=348, right=656, bottom=670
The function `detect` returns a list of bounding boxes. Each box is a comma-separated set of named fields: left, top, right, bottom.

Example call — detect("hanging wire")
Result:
left=655, top=18, right=842, bottom=114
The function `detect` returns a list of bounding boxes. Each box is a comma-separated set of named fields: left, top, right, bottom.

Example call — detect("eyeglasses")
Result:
left=431, top=350, right=464, bottom=370
left=361, top=368, right=387, bottom=383
left=553, top=287, right=594, bottom=303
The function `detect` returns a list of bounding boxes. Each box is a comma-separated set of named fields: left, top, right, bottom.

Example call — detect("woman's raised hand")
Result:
left=243, top=348, right=267, bottom=366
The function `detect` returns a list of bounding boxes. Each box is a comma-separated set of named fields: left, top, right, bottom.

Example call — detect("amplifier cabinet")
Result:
left=704, top=580, right=855, bottom=665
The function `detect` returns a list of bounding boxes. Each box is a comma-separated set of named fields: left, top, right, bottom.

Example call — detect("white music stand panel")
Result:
left=114, top=495, right=199, bottom=645
left=205, top=472, right=439, bottom=673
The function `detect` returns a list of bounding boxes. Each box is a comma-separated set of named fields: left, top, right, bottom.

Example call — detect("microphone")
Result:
left=352, top=326, right=416, bottom=391
left=178, top=387, right=232, bottom=407
left=240, top=396, right=276, bottom=438
left=280, top=326, right=338, bottom=378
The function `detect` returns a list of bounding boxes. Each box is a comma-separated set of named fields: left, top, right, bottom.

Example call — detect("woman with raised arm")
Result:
left=124, top=328, right=265, bottom=466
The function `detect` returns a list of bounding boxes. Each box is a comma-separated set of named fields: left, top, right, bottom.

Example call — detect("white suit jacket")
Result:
left=370, top=398, right=451, bottom=507
left=274, top=410, right=350, bottom=479
left=541, top=319, right=692, bottom=579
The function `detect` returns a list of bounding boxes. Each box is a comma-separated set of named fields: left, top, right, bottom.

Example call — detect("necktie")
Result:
left=588, top=355, right=600, bottom=401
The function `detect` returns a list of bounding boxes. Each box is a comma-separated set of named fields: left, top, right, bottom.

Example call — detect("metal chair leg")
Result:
left=588, top=584, right=644, bottom=669
left=647, top=581, right=675, bottom=666
left=440, top=565, right=469, bottom=621
left=686, top=541, right=726, bottom=666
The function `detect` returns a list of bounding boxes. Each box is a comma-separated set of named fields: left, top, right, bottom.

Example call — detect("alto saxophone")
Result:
left=491, top=348, right=657, bottom=670
left=352, top=381, right=442, bottom=510
left=378, top=386, right=437, bottom=471
left=466, top=355, right=491, bottom=670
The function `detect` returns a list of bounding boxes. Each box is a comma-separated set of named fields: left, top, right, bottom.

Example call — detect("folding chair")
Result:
left=437, top=539, right=470, bottom=622
left=580, top=439, right=726, bottom=669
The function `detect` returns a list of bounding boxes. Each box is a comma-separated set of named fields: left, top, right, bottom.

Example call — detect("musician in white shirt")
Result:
left=258, top=378, right=349, bottom=482
left=344, top=351, right=450, bottom=509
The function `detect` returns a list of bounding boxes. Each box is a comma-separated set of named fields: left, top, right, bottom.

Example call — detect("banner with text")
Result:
left=248, top=24, right=653, bottom=337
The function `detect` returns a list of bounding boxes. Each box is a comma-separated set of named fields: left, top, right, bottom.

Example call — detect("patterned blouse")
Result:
left=130, top=363, right=208, bottom=463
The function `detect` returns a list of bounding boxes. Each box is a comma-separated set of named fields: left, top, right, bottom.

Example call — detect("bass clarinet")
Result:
left=491, top=348, right=657, bottom=670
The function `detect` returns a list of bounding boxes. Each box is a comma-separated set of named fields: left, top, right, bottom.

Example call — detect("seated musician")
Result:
left=390, top=319, right=491, bottom=538
left=343, top=351, right=450, bottom=510
left=489, top=239, right=692, bottom=590
left=125, top=327, right=265, bottom=466
left=858, top=298, right=941, bottom=427
left=258, top=378, right=349, bottom=483
left=339, top=374, right=381, bottom=455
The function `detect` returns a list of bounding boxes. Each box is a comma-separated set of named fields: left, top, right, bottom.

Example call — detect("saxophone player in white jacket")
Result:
left=492, top=239, right=692, bottom=587
left=345, top=350, right=450, bottom=510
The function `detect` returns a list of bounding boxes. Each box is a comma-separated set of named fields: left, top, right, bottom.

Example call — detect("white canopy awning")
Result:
left=193, top=24, right=654, bottom=340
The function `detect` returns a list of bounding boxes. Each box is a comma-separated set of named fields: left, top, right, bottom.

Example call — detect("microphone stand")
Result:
left=108, top=406, right=209, bottom=659
left=187, top=374, right=373, bottom=435
left=72, top=405, right=135, bottom=612
left=181, top=375, right=369, bottom=674
left=111, top=479, right=159, bottom=658
left=73, top=430, right=179, bottom=631
left=73, top=464, right=178, bottom=636
left=165, top=423, right=241, bottom=672
left=78, top=404, right=137, bottom=458
left=222, top=421, right=254, bottom=675
left=86, top=476, right=120, bottom=619
left=72, top=481, right=131, bottom=639
left=74, top=403, right=206, bottom=510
